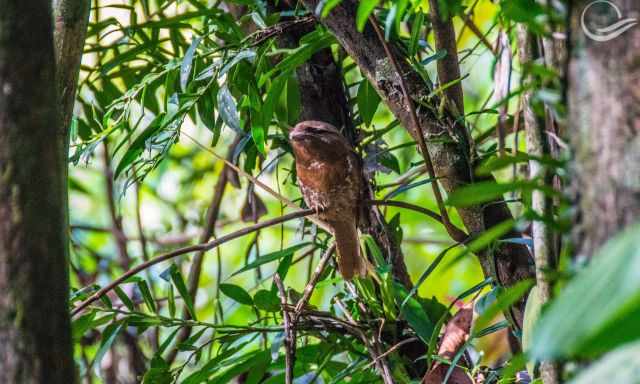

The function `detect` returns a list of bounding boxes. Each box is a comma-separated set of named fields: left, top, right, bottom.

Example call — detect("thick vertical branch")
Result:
left=53, top=0, right=90, bottom=132
left=0, top=1, right=74, bottom=382
left=428, top=0, right=465, bottom=115
left=517, top=25, right=560, bottom=384
left=299, top=0, right=534, bottom=327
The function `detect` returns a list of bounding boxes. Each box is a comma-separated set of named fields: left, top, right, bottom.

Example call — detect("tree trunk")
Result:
left=569, top=0, right=640, bottom=257
left=0, top=1, right=75, bottom=383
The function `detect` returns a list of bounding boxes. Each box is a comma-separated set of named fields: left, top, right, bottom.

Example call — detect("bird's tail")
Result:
left=330, top=220, right=367, bottom=280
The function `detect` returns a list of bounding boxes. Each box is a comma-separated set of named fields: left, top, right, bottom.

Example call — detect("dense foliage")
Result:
left=66, top=0, right=640, bottom=383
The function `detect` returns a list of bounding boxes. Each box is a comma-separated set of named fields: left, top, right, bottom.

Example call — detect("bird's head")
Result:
left=289, top=121, right=351, bottom=161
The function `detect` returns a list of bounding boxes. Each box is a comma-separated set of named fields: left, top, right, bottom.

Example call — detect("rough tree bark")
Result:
left=299, top=0, right=534, bottom=327
left=569, top=0, right=640, bottom=257
left=0, top=0, right=75, bottom=382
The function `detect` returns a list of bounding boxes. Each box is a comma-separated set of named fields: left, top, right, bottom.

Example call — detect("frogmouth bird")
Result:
left=289, top=120, right=367, bottom=280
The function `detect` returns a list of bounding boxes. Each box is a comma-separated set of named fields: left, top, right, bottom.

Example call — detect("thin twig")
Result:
left=71, top=208, right=316, bottom=317
left=274, top=273, right=296, bottom=384
left=367, top=16, right=459, bottom=243
left=293, top=244, right=336, bottom=317
left=461, top=13, right=497, bottom=56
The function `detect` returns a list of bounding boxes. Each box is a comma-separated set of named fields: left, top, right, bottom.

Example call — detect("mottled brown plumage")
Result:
left=289, top=121, right=366, bottom=279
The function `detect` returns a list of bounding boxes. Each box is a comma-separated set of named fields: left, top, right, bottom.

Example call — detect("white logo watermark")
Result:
left=581, top=0, right=637, bottom=42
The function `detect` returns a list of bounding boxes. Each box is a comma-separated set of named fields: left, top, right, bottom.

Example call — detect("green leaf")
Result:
left=219, top=49, right=256, bottom=77
left=167, top=283, right=176, bottom=318
left=178, top=327, right=207, bottom=351
left=277, top=76, right=300, bottom=125
left=522, top=286, right=542, bottom=377
left=473, top=279, right=534, bottom=333
left=217, top=85, right=242, bottom=133
left=180, top=37, right=201, bottom=92
left=231, top=243, right=310, bottom=276
left=169, top=264, right=197, bottom=320
left=378, top=151, right=401, bottom=174
left=356, top=0, right=380, bottom=32
left=209, top=351, right=270, bottom=384
left=251, top=118, right=266, bottom=155
left=142, top=356, right=172, bottom=384
left=114, top=286, right=135, bottom=311
left=357, top=79, right=380, bottom=127
left=446, top=180, right=557, bottom=207
left=567, top=340, right=640, bottom=384
left=101, top=42, right=155, bottom=74
left=219, top=283, right=254, bottom=306
left=363, top=235, right=386, bottom=267
left=114, top=114, right=164, bottom=179
left=477, top=153, right=563, bottom=175
left=409, top=11, right=425, bottom=56
left=275, top=251, right=294, bottom=282
left=137, top=280, right=157, bottom=313
left=263, top=31, right=334, bottom=80
left=254, top=289, right=281, bottom=312
left=318, top=0, right=343, bottom=18
left=531, top=224, right=640, bottom=359
left=446, top=181, right=515, bottom=207
left=421, top=49, right=447, bottom=67
left=501, top=0, right=544, bottom=23
left=72, top=311, right=96, bottom=340
left=437, top=0, right=464, bottom=19
left=384, top=3, right=397, bottom=40
left=94, top=321, right=125, bottom=367
left=262, top=74, right=287, bottom=126
left=394, top=283, right=434, bottom=343
left=157, top=328, right=181, bottom=356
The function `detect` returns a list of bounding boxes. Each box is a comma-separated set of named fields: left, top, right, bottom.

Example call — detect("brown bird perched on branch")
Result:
left=289, top=121, right=367, bottom=280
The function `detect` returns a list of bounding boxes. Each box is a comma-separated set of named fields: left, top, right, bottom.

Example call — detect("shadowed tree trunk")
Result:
left=0, top=0, right=75, bottom=382
left=569, top=0, right=640, bottom=257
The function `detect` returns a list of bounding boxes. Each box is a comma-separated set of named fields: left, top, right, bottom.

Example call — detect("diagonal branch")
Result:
left=293, top=244, right=336, bottom=316
left=368, top=16, right=458, bottom=243
left=71, top=208, right=316, bottom=317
